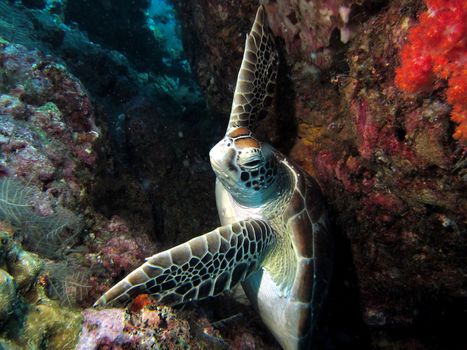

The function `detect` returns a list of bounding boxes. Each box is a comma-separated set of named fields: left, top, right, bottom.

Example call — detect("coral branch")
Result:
left=395, top=0, right=467, bottom=142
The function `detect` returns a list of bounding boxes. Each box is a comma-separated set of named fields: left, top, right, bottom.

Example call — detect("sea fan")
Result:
left=45, top=260, right=92, bottom=307
left=0, top=177, right=82, bottom=258
left=0, top=176, right=37, bottom=228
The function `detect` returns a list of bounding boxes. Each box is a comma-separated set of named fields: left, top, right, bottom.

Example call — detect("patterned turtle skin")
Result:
left=94, top=6, right=333, bottom=350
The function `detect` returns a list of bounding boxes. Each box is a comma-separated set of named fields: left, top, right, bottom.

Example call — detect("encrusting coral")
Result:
left=0, top=229, right=82, bottom=349
left=0, top=269, right=16, bottom=327
left=395, top=0, right=467, bottom=143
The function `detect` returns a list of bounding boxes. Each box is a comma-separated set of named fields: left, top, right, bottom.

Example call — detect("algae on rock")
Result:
left=0, top=269, right=16, bottom=327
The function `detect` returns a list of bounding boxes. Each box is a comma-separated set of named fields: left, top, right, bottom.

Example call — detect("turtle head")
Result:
left=209, top=127, right=280, bottom=206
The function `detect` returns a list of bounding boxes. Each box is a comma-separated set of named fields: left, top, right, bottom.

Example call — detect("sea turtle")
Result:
left=94, top=6, right=333, bottom=350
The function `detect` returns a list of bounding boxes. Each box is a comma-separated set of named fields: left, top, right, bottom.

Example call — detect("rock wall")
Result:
left=0, top=0, right=223, bottom=243
left=175, top=0, right=466, bottom=348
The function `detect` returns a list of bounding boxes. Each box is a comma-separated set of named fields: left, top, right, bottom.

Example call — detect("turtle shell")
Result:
left=281, top=160, right=334, bottom=344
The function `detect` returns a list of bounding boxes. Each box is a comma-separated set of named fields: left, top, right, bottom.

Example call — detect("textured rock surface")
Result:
left=0, top=228, right=82, bottom=349
left=0, top=230, right=43, bottom=291
left=175, top=0, right=467, bottom=348
left=0, top=0, right=218, bottom=243
left=0, top=41, right=99, bottom=188
left=0, top=269, right=16, bottom=326
left=19, top=296, right=82, bottom=349
left=77, top=296, right=279, bottom=350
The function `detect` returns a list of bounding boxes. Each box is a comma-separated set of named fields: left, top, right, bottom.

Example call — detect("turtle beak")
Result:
left=209, top=140, right=226, bottom=171
left=209, top=139, right=238, bottom=178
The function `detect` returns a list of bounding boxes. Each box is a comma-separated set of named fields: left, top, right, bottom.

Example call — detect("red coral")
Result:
left=130, top=294, right=153, bottom=313
left=395, top=0, right=467, bottom=142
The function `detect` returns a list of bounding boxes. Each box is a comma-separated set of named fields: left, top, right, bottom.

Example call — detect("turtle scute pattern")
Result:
left=267, top=162, right=331, bottom=346
left=228, top=6, right=278, bottom=131
left=292, top=170, right=332, bottom=333
left=98, top=219, right=276, bottom=306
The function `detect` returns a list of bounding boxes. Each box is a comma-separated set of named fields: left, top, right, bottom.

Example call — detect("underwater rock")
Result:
left=0, top=42, right=99, bottom=183
left=0, top=269, right=16, bottom=327
left=6, top=245, right=43, bottom=293
left=77, top=308, right=127, bottom=349
left=77, top=306, right=200, bottom=349
left=0, top=231, right=43, bottom=292
left=100, top=235, right=147, bottom=279
left=20, top=295, right=82, bottom=349
left=78, top=298, right=277, bottom=350
left=0, top=41, right=99, bottom=261
left=0, top=338, right=23, bottom=350
left=1, top=1, right=219, bottom=245
left=0, top=232, right=82, bottom=348
left=175, top=0, right=355, bottom=114
left=0, top=228, right=84, bottom=347
left=79, top=214, right=157, bottom=306
left=174, top=0, right=258, bottom=114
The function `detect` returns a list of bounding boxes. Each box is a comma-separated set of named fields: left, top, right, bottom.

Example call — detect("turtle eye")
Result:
left=243, top=159, right=261, bottom=167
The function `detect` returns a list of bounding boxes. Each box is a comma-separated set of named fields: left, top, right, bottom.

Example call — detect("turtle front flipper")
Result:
left=227, top=5, right=278, bottom=132
left=94, top=219, right=276, bottom=307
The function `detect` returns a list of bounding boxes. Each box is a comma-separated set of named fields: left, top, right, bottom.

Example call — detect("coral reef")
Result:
left=0, top=42, right=99, bottom=181
left=174, top=0, right=467, bottom=348
left=77, top=296, right=279, bottom=350
left=395, top=0, right=467, bottom=143
left=0, top=0, right=221, bottom=244
left=0, top=178, right=81, bottom=258
left=0, top=0, right=464, bottom=348
left=0, top=229, right=82, bottom=349
left=18, top=294, right=82, bottom=350
left=0, top=5, right=276, bottom=348
left=0, top=37, right=93, bottom=349
left=0, top=40, right=98, bottom=262
left=76, top=306, right=205, bottom=349
left=0, top=233, right=43, bottom=292
left=0, top=269, right=16, bottom=327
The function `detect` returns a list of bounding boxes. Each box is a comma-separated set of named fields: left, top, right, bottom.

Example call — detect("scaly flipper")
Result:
left=227, top=5, right=278, bottom=132
left=94, top=219, right=276, bottom=307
